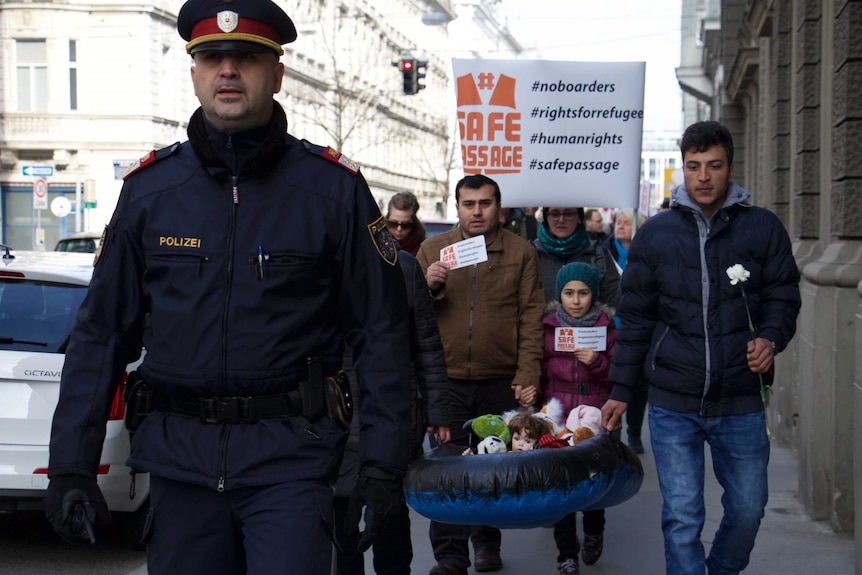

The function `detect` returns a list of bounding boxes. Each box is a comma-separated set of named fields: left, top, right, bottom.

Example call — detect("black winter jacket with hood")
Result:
left=608, top=182, right=800, bottom=416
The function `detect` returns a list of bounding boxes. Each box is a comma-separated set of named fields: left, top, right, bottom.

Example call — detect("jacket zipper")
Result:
left=466, top=263, right=478, bottom=379
left=649, top=325, right=671, bottom=371
left=699, top=219, right=712, bottom=414
left=217, top=426, right=231, bottom=492
left=222, top=175, right=238, bottom=395
left=218, top=134, right=239, bottom=491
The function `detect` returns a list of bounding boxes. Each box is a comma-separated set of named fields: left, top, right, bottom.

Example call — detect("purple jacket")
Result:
left=541, top=308, right=617, bottom=416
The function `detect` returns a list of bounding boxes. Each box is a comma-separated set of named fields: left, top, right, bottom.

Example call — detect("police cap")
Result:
left=178, top=0, right=297, bottom=56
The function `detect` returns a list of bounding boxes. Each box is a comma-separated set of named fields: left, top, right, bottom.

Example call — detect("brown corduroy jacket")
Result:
left=416, top=225, right=545, bottom=387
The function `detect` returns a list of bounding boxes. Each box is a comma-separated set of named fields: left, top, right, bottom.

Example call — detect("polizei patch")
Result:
left=368, top=215, right=397, bottom=266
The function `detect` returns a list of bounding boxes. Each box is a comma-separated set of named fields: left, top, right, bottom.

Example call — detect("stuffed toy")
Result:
left=463, top=414, right=511, bottom=445
left=477, top=435, right=508, bottom=454
left=532, top=397, right=565, bottom=436
left=501, top=398, right=565, bottom=436
left=536, top=433, right=569, bottom=449
left=560, top=405, right=604, bottom=445
left=570, top=426, right=596, bottom=444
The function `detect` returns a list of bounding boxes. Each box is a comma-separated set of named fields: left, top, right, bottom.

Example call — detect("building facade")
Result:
left=0, top=0, right=457, bottom=249
left=641, top=130, right=682, bottom=215
left=678, top=0, right=862, bottom=566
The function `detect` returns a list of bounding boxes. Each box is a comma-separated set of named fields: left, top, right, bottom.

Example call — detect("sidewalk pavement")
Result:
left=392, top=422, right=855, bottom=575
left=127, top=423, right=856, bottom=575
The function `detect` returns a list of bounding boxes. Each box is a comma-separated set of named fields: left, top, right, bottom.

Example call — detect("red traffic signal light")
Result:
left=392, top=55, right=426, bottom=95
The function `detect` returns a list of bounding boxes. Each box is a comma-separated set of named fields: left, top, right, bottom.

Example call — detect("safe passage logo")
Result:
left=456, top=72, right=522, bottom=175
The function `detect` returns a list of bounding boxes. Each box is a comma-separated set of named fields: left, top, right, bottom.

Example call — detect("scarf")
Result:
left=556, top=304, right=602, bottom=328
left=538, top=221, right=590, bottom=259
left=188, top=100, right=287, bottom=174
left=613, top=238, right=629, bottom=271
left=397, top=230, right=424, bottom=256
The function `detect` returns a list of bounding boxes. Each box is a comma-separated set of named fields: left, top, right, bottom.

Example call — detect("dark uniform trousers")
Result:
left=145, top=475, right=334, bottom=575
left=430, top=377, right=519, bottom=570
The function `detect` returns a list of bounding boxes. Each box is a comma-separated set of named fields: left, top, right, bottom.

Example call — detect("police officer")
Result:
left=44, top=0, right=411, bottom=573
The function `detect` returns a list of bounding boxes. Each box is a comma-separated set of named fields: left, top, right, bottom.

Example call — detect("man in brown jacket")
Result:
left=417, top=174, right=545, bottom=575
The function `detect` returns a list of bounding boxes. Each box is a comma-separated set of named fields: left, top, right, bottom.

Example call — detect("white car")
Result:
left=0, top=248, right=148, bottom=549
left=53, top=229, right=103, bottom=254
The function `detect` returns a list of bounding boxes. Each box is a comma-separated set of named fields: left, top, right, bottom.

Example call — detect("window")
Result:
left=69, top=40, right=77, bottom=110
left=16, top=40, right=48, bottom=112
left=0, top=281, right=88, bottom=352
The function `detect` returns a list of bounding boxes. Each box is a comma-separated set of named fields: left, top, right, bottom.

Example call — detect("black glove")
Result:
left=344, top=465, right=406, bottom=552
left=44, top=474, right=111, bottom=545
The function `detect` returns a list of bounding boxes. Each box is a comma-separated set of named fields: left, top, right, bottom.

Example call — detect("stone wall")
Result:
left=722, top=0, right=862, bottom=546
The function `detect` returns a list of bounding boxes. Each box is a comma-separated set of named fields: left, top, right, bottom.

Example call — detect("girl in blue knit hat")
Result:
left=541, top=261, right=617, bottom=575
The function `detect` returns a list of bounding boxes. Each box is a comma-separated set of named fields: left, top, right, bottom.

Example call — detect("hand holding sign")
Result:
left=439, top=236, right=488, bottom=271
left=573, top=348, right=599, bottom=366
left=555, top=326, right=607, bottom=352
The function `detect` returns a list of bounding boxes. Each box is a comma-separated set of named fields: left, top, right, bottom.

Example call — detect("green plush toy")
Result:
left=462, top=414, right=511, bottom=445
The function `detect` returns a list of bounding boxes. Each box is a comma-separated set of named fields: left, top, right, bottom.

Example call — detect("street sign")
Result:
left=51, top=196, right=72, bottom=218
left=33, top=178, right=48, bottom=210
left=23, top=165, right=54, bottom=177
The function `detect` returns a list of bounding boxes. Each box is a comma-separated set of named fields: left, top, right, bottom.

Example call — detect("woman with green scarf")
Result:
left=531, top=207, right=622, bottom=309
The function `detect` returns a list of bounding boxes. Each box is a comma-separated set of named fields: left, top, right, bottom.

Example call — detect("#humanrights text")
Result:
left=530, top=132, right=623, bottom=147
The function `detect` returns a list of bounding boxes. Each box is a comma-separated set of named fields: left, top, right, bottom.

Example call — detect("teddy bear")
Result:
left=559, top=404, right=604, bottom=446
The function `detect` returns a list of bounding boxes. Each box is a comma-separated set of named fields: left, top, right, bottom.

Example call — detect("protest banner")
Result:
left=452, top=59, right=645, bottom=208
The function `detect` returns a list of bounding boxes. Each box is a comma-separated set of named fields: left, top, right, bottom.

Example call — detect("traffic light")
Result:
left=415, top=59, right=427, bottom=93
left=393, top=56, right=427, bottom=95
left=397, top=57, right=418, bottom=94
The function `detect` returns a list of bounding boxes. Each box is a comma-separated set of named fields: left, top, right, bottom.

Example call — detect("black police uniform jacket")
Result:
left=608, top=182, right=801, bottom=416
left=48, top=103, right=411, bottom=489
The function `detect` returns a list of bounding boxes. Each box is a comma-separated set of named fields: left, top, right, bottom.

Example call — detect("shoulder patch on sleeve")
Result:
left=301, top=140, right=360, bottom=174
left=368, top=215, right=398, bottom=266
left=123, top=142, right=181, bottom=180
left=93, top=226, right=108, bottom=267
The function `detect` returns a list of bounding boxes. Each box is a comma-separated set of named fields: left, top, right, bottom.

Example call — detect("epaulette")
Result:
left=123, top=142, right=182, bottom=181
left=302, top=140, right=359, bottom=175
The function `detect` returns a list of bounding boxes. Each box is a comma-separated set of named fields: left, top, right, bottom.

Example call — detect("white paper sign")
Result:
left=440, top=236, right=488, bottom=270
left=451, top=59, right=645, bottom=208
left=554, top=326, right=607, bottom=352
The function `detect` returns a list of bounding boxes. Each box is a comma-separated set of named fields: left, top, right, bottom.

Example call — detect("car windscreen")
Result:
left=55, top=238, right=98, bottom=253
left=0, top=280, right=87, bottom=353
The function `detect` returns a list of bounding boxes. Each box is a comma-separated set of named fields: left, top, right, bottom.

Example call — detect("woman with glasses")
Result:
left=531, top=207, right=621, bottom=309
left=386, top=191, right=427, bottom=256
left=603, top=209, right=647, bottom=455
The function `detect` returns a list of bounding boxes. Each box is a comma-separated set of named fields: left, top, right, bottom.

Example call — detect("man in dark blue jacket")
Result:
left=602, top=121, right=800, bottom=575
left=44, top=0, right=410, bottom=573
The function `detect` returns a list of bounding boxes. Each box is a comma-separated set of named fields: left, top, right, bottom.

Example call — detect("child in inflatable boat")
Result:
left=542, top=261, right=618, bottom=575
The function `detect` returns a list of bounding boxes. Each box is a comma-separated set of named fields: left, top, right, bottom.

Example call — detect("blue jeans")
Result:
left=649, top=405, right=770, bottom=575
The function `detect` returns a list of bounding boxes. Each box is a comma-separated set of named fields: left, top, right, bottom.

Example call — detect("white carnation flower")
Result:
left=726, top=264, right=750, bottom=286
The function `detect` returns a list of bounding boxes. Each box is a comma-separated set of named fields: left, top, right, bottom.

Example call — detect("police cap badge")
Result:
left=178, top=0, right=298, bottom=56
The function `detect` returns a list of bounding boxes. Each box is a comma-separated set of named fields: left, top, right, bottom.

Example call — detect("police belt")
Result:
left=153, top=390, right=302, bottom=424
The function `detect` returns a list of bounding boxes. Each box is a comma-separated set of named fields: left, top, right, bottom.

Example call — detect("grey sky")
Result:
left=503, top=0, right=683, bottom=132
